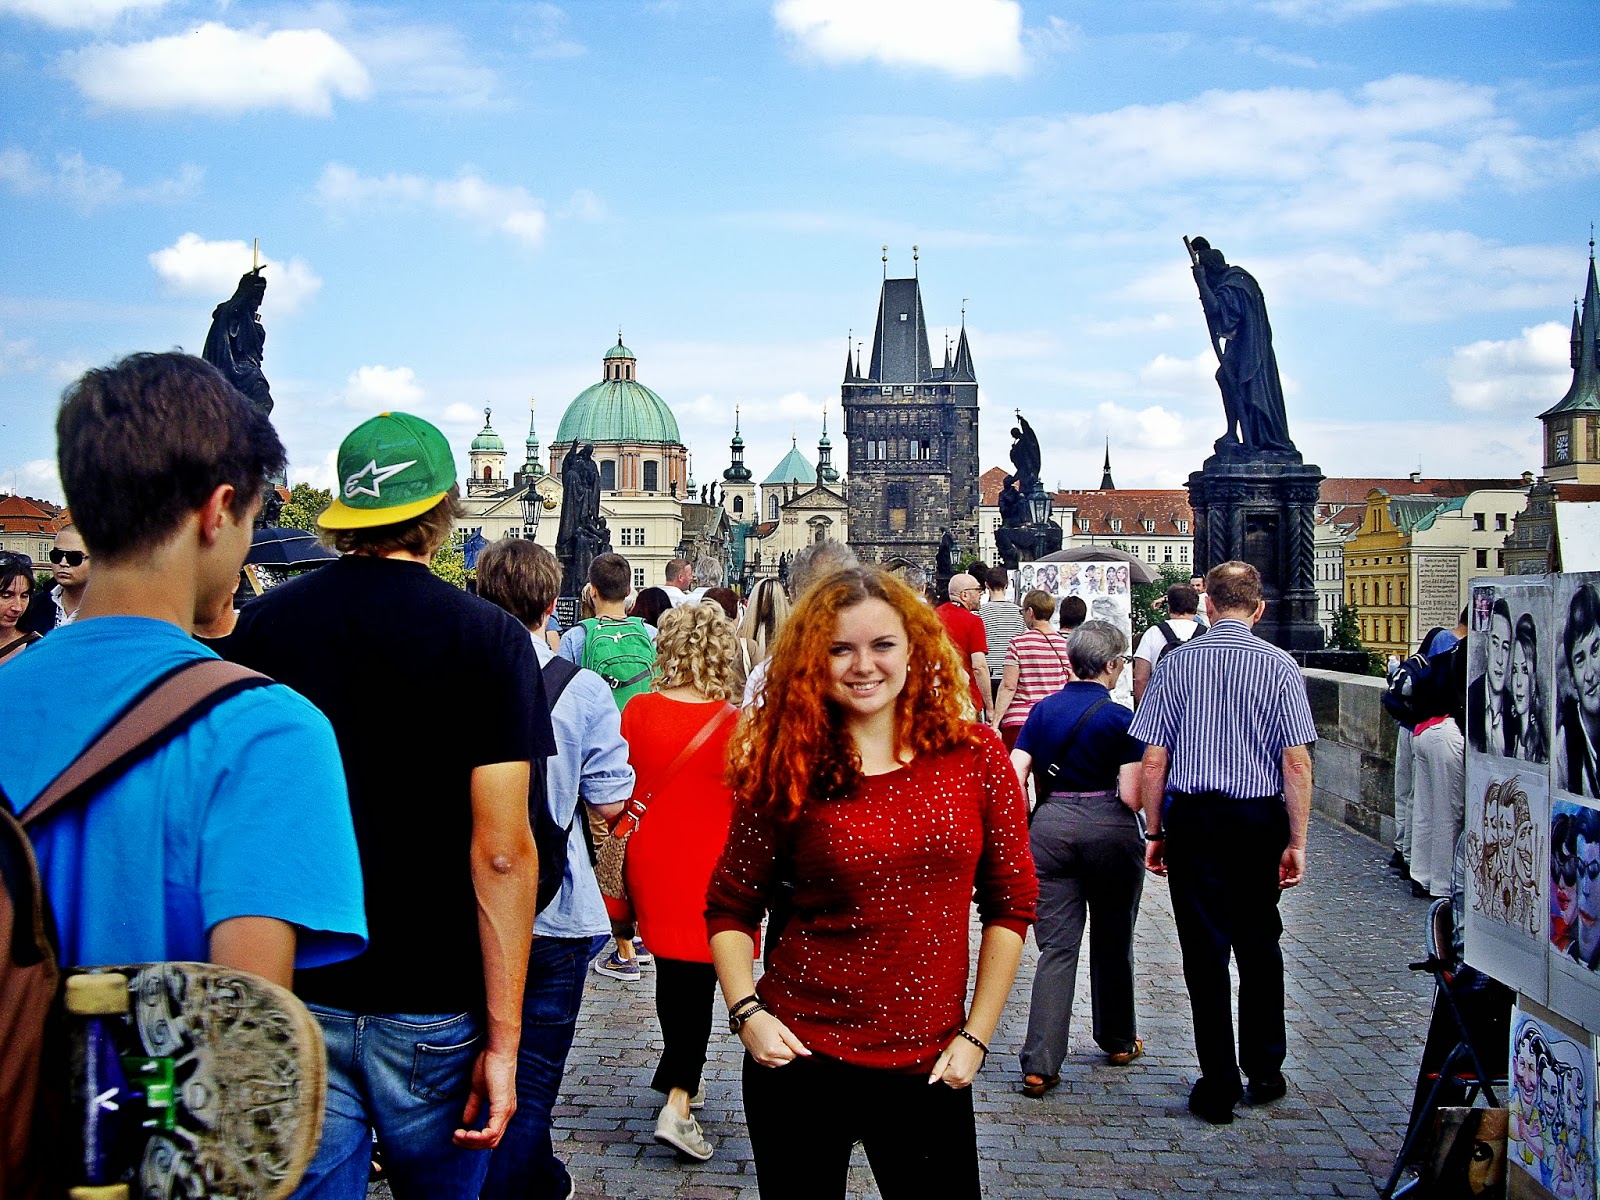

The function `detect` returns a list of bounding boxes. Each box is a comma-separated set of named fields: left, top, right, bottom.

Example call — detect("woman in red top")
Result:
left=992, top=588, right=1073, bottom=750
left=706, top=566, right=1037, bottom=1199
left=620, top=601, right=740, bottom=1163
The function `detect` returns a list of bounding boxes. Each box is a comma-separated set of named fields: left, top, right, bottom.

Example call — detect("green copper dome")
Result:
left=763, top=443, right=816, bottom=486
left=471, top=409, right=504, bottom=452
left=556, top=342, right=680, bottom=446
left=604, top=339, right=635, bottom=361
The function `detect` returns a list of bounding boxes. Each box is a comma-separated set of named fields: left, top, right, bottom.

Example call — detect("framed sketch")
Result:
left=1553, top=574, right=1600, bottom=802
left=1470, top=582, right=1552, bottom=767
left=1509, top=1001, right=1595, bottom=1200
left=1466, top=758, right=1549, bottom=1003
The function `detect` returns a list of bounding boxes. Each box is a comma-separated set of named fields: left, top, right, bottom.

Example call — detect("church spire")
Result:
left=1542, top=234, right=1600, bottom=422
left=1100, top=439, right=1115, bottom=490
left=950, top=321, right=975, bottom=383
left=723, top=404, right=752, bottom=482
left=522, top=397, right=540, bottom=477
left=843, top=330, right=857, bottom=382
left=818, top=408, right=839, bottom=484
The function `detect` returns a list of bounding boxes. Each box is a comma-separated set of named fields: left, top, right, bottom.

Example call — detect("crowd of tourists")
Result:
left=2, top=352, right=1322, bottom=1199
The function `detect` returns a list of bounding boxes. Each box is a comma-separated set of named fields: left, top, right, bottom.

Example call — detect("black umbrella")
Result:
left=247, top=526, right=338, bottom=569
left=1035, top=545, right=1161, bottom=585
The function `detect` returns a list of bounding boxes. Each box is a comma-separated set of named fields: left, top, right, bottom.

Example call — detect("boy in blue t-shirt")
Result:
left=0, top=352, right=366, bottom=984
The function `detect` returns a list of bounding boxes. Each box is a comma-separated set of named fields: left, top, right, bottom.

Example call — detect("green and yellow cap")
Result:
left=318, top=411, right=457, bottom=530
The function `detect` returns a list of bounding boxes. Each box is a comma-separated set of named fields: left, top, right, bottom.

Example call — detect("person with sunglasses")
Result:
left=35, top=525, right=91, bottom=629
left=0, top=551, right=40, bottom=662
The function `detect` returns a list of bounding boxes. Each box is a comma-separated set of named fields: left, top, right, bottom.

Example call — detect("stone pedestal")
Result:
left=1187, top=451, right=1324, bottom=652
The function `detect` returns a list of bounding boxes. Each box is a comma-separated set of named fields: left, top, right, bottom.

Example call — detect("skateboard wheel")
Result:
left=69, top=1187, right=130, bottom=1200
left=64, top=972, right=131, bottom=1015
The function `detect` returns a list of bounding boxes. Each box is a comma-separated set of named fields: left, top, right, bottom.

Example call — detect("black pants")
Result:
left=742, top=1052, right=980, bottom=1200
left=651, top=957, right=718, bottom=1095
left=1164, top=791, right=1290, bottom=1096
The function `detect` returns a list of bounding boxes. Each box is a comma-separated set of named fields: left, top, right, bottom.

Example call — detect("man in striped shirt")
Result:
left=1128, top=560, right=1316, bottom=1126
left=979, top=565, right=1027, bottom=701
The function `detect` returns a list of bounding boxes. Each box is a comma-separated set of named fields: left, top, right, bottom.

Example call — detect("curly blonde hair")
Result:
left=654, top=600, right=737, bottom=701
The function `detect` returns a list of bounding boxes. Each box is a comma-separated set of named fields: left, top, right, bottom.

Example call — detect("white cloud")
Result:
left=0, top=0, right=167, bottom=29
left=316, top=163, right=547, bottom=247
left=342, top=20, right=496, bottom=107
left=561, top=188, right=607, bottom=222
left=1446, top=321, right=1571, bottom=412
left=773, top=0, right=1025, bottom=79
left=863, top=76, right=1600, bottom=233
left=64, top=22, right=371, bottom=115
left=0, top=459, right=64, bottom=505
left=1137, top=351, right=1218, bottom=400
left=519, top=3, right=584, bottom=60
left=441, top=402, right=480, bottom=426
left=148, top=233, right=323, bottom=315
left=0, top=331, right=41, bottom=376
left=340, top=365, right=424, bottom=412
left=0, top=147, right=200, bottom=211
left=1260, top=0, right=1509, bottom=22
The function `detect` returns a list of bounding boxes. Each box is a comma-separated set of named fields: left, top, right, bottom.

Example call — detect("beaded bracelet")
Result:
left=955, top=1028, right=989, bottom=1058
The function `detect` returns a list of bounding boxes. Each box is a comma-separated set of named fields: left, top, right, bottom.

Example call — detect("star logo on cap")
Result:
left=344, top=458, right=418, bottom=500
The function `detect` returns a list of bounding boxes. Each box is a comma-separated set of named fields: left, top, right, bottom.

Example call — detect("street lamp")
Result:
left=1029, top=485, right=1054, bottom=562
left=520, top=485, right=542, bottom=540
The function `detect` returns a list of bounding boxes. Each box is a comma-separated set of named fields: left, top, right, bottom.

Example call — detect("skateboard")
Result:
left=63, top=963, right=326, bottom=1200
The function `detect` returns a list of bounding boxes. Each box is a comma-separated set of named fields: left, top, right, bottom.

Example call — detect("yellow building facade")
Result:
left=1344, top=488, right=1413, bottom=659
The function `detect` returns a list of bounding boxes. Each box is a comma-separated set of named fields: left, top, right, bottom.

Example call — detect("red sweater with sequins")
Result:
left=705, top=725, right=1037, bottom=1072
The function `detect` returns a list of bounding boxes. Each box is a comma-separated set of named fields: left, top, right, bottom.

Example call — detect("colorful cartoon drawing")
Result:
left=1509, top=1012, right=1595, bottom=1200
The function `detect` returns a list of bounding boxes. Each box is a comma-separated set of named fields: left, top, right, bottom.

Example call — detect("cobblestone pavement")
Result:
left=379, top=812, right=1438, bottom=1198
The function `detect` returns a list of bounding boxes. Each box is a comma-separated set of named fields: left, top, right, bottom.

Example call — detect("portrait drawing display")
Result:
left=1470, top=583, right=1553, bottom=767
left=1465, top=757, right=1550, bottom=1005
left=1508, top=1005, right=1596, bottom=1200
left=1554, top=575, right=1600, bottom=802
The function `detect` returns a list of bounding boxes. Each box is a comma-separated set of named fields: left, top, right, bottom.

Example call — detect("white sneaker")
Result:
left=653, top=1104, right=714, bottom=1161
left=690, top=1082, right=705, bottom=1110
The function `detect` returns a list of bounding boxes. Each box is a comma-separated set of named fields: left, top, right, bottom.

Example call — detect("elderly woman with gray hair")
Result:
left=1008, top=620, right=1148, bottom=1097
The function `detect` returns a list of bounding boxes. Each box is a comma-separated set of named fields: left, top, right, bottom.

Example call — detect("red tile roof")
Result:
left=1316, top=477, right=1526, bottom=506
left=0, top=494, right=66, bottom=536
left=1050, top=489, right=1194, bottom=537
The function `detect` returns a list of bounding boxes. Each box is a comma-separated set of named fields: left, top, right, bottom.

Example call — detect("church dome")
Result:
left=555, top=341, right=681, bottom=446
left=471, top=410, right=504, bottom=452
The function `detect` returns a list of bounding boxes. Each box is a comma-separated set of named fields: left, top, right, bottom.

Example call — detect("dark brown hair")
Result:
left=589, top=552, right=632, bottom=602
left=1059, top=595, right=1088, bottom=629
left=1205, top=560, right=1263, bottom=614
left=325, top=487, right=464, bottom=558
left=983, top=565, right=1008, bottom=591
left=56, top=352, right=285, bottom=561
left=630, top=586, right=673, bottom=627
left=1166, top=584, right=1200, bottom=616
left=703, top=587, right=739, bottom=621
left=477, top=538, right=561, bottom=627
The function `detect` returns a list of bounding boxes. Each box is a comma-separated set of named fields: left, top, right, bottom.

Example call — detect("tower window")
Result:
left=886, top=483, right=909, bottom=533
left=643, top=461, right=659, bottom=492
left=733, top=495, right=744, bottom=515
left=600, top=460, right=616, bottom=491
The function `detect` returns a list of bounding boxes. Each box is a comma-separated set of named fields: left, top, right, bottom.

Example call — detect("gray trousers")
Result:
left=1020, top=791, right=1145, bottom=1078
left=1394, top=726, right=1414, bottom=860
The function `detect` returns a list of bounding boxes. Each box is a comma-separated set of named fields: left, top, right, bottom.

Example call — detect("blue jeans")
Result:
left=482, top=934, right=609, bottom=1200
left=290, top=1008, right=488, bottom=1200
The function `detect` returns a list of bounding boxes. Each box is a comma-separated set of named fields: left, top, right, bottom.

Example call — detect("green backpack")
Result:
left=580, top=616, right=657, bottom=710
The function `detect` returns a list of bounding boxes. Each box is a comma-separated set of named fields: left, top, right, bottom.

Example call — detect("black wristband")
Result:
left=1146, top=830, right=1165, bottom=841
left=955, top=1028, right=989, bottom=1057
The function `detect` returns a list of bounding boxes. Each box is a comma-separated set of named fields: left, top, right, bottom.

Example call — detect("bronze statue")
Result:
left=202, top=266, right=273, bottom=418
left=1008, top=414, right=1042, bottom=493
left=556, top=443, right=607, bottom=591
left=1186, top=237, right=1295, bottom=455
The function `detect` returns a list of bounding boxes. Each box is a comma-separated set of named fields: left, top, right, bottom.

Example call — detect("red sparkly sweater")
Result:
left=705, top=725, right=1037, bottom=1073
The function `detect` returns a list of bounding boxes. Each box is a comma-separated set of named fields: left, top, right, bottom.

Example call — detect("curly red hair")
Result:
left=726, top=565, right=980, bottom=819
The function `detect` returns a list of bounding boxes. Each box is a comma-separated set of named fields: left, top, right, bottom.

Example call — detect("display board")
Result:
left=1015, top=558, right=1134, bottom=707
left=1508, top=1000, right=1595, bottom=1200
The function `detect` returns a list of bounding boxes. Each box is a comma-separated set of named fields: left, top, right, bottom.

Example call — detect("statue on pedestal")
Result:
left=1185, top=236, right=1296, bottom=457
left=202, top=264, right=273, bottom=419
left=557, top=443, right=609, bottom=595
left=994, top=416, right=1060, bottom=567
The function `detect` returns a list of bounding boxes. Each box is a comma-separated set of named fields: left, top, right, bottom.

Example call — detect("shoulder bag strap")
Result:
left=1038, top=696, right=1114, bottom=798
left=612, top=703, right=737, bottom=838
left=19, top=659, right=273, bottom=829
left=541, top=656, right=581, bottom=710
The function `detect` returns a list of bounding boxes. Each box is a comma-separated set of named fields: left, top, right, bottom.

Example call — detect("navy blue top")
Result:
left=1015, top=681, right=1144, bottom=792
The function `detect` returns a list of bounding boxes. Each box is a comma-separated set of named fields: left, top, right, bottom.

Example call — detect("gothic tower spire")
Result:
left=1100, top=439, right=1115, bottom=490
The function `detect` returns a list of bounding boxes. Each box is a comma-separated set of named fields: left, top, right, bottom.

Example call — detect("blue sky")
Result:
left=1, top=0, right=1596, bottom=503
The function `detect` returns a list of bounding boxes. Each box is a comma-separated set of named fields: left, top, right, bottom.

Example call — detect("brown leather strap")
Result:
left=611, top=703, right=737, bottom=838
left=19, top=659, right=273, bottom=829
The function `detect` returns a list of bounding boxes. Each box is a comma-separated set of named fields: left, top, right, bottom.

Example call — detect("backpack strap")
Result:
left=1157, top=621, right=1180, bottom=650
left=541, top=656, right=581, bottom=711
left=18, top=659, right=273, bottom=829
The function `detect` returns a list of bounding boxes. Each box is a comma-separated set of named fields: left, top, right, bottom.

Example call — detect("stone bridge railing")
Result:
left=1303, top=668, right=1398, bottom=845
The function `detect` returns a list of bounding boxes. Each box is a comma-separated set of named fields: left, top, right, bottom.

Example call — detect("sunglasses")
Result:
left=1558, top=857, right=1600, bottom=884
left=0, top=550, right=34, bottom=568
left=49, top=549, right=88, bottom=566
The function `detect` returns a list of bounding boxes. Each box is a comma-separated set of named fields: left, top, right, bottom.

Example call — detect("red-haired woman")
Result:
left=706, top=566, right=1037, bottom=1199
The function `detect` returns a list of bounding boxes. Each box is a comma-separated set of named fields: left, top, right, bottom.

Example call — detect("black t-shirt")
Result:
left=227, top=554, right=553, bottom=1014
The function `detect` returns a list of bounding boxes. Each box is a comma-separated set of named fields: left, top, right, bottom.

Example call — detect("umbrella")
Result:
left=247, top=526, right=337, bottom=569
left=1035, top=545, right=1161, bottom=585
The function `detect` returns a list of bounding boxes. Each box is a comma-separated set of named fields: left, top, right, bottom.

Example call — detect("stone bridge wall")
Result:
left=1303, top=668, right=1398, bottom=845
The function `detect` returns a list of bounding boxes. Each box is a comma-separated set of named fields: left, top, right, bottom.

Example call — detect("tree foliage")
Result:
left=279, top=482, right=332, bottom=533
left=1130, top=563, right=1194, bottom=641
left=1327, top=601, right=1387, bottom=675
left=431, top=542, right=468, bottom=589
